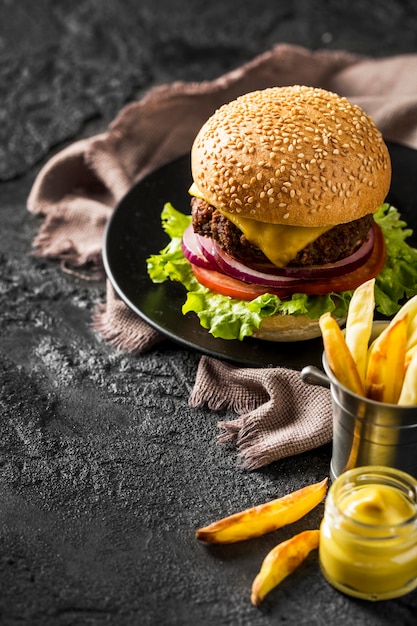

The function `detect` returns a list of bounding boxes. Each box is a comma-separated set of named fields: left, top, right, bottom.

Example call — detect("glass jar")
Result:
left=319, top=466, right=417, bottom=601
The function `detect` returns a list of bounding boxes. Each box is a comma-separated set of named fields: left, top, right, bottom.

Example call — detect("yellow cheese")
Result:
left=189, top=182, right=205, bottom=199
left=189, top=183, right=330, bottom=267
left=222, top=211, right=330, bottom=267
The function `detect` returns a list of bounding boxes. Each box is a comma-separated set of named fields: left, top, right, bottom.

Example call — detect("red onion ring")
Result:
left=245, top=227, right=376, bottom=279
left=183, top=224, right=376, bottom=288
left=195, top=233, right=300, bottom=286
left=196, top=234, right=220, bottom=268
left=210, top=241, right=307, bottom=287
left=181, top=224, right=218, bottom=269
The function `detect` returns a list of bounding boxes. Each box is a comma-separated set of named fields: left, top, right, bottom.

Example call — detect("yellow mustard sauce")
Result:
left=319, top=466, right=417, bottom=601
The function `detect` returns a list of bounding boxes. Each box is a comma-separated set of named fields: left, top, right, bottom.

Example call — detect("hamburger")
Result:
left=148, top=86, right=417, bottom=342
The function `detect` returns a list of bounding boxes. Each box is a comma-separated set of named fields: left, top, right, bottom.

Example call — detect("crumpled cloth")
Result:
left=27, top=43, right=417, bottom=467
left=189, top=356, right=333, bottom=469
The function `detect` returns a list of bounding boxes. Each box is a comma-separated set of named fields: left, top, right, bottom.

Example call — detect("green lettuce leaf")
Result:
left=146, top=202, right=417, bottom=341
left=373, top=203, right=417, bottom=316
left=147, top=203, right=193, bottom=286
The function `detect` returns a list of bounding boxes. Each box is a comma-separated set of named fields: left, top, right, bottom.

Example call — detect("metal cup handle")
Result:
left=301, top=365, right=331, bottom=389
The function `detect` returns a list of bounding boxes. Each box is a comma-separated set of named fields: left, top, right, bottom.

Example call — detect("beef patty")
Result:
left=191, top=197, right=374, bottom=267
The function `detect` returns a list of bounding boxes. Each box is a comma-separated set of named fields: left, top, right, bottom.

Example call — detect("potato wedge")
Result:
left=251, top=530, right=320, bottom=606
left=195, top=478, right=328, bottom=544
left=319, top=312, right=364, bottom=396
left=365, top=313, right=408, bottom=403
left=345, top=278, right=375, bottom=384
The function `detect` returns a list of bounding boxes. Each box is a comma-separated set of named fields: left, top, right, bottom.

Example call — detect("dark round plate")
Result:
left=103, top=142, right=417, bottom=368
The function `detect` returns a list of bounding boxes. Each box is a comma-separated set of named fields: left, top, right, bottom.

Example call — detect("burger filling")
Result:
left=191, top=196, right=375, bottom=269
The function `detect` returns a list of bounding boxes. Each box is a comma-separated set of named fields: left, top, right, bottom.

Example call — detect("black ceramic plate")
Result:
left=103, top=142, right=417, bottom=368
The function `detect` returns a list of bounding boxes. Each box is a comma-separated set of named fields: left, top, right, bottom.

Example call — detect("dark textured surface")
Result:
left=2, top=1, right=417, bottom=624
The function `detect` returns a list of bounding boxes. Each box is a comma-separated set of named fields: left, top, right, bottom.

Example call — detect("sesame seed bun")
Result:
left=191, top=85, right=391, bottom=228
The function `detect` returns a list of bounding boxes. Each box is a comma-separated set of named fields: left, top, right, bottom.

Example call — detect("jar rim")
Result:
left=328, top=466, right=417, bottom=532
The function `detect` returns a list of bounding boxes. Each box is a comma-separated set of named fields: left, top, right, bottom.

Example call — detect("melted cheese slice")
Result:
left=189, top=183, right=330, bottom=267
left=222, top=211, right=330, bottom=267
left=189, top=183, right=205, bottom=199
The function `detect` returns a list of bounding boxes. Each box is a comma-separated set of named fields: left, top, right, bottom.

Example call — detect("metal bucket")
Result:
left=301, top=327, right=417, bottom=481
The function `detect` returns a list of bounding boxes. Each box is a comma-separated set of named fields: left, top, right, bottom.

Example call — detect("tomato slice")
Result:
left=191, top=265, right=290, bottom=300
left=191, top=224, right=386, bottom=301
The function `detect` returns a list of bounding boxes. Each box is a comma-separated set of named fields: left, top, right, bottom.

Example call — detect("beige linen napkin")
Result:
left=27, top=43, right=417, bottom=468
left=189, top=356, right=333, bottom=469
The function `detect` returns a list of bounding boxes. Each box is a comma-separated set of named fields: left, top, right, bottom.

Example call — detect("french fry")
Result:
left=195, top=478, right=328, bottom=544
left=398, top=349, right=417, bottom=405
left=345, top=278, right=375, bottom=384
left=383, top=294, right=417, bottom=350
left=365, top=313, right=408, bottom=403
left=405, top=343, right=417, bottom=371
left=401, top=295, right=417, bottom=350
left=251, top=530, right=320, bottom=607
left=319, top=312, right=364, bottom=396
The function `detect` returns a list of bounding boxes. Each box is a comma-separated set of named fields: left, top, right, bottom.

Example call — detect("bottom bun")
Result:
left=251, top=314, right=345, bottom=342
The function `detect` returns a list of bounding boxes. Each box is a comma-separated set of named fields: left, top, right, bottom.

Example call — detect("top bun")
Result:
left=191, top=86, right=391, bottom=227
